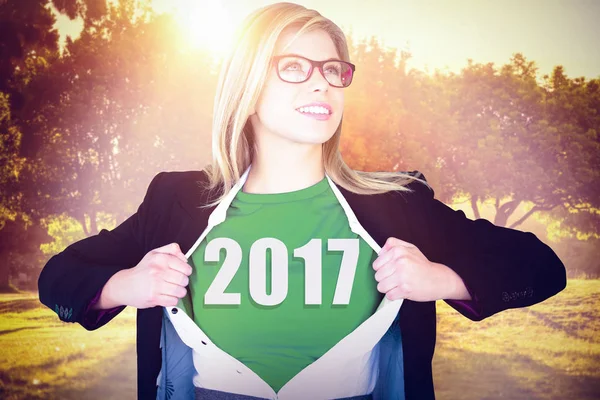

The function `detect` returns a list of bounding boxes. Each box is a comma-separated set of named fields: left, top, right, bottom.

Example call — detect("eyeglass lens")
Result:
left=277, top=56, right=353, bottom=87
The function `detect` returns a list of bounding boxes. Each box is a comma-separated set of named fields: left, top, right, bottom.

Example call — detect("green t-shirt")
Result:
left=184, top=176, right=383, bottom=391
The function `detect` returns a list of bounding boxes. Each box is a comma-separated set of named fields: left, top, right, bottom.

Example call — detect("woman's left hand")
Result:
left=372, top=236, right=469, bottom=302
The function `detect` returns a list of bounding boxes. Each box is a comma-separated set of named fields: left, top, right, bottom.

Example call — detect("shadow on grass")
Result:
left=0, top=346, right=137, bottom=400
left=0, top=326, right=44, bottom=336
left=50, top=344, right=137, bottom=400
left=434, top=346, right=600, bottom=400
left=527, top=309, right=596, bottom=341
left=0, top=299, right=44, bottom=313
left=0, top=369, right=52, bottom=400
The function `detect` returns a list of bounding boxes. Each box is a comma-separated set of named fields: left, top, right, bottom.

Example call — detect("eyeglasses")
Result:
left=272, top=54, right=356, bottom=88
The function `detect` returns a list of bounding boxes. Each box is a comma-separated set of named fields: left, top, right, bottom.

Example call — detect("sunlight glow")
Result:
left=171, top=0, right=236, bottom=57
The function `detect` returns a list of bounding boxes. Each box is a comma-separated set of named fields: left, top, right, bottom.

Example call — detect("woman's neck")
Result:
left=242, top=147, right=325, bottom=195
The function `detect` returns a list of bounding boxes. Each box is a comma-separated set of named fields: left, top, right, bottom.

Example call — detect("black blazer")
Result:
left=38, top=169, right=567, bottom=400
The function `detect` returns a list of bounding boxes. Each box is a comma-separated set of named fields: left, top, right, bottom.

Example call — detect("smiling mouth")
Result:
left=296, top=106, right=332, bottom=115
left=295, top=109, right=332, bottom=121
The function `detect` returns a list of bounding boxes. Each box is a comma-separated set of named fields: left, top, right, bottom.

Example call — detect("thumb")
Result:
left=154, top=242, right=187, bottom=264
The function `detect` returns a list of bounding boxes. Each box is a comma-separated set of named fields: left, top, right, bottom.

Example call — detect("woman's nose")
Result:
left=306, top=67, right=330, bottom=91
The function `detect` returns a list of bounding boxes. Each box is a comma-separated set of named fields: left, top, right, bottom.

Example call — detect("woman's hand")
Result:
left=98, top=242, right=193, bottom=310
left=372, top=237, right=471, bottom=302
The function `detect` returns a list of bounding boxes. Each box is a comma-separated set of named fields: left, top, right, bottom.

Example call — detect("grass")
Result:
left=433, top=279, right=600, bottom=400
left=0, top=293, right=137, bottom=400
left=0, top=280, right=598, bottom=399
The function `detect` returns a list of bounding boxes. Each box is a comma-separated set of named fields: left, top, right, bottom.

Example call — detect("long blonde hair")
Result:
left=200, top=2, right=430, bottom=208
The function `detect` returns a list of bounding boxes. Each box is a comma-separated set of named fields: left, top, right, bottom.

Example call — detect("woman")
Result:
left=37, top=2, right=567, bottom=400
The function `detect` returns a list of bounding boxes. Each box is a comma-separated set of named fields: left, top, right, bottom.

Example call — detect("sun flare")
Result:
left=171, top=0, right=236, bottom=57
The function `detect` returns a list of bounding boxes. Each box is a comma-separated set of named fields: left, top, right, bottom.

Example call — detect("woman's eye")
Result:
left=325, top=66, right=341, bottom=75
left=283, top=62, right=301, bottom=70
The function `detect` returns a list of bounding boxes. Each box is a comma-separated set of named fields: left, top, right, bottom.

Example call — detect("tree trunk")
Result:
left=0, top=222, right=14, bottom=292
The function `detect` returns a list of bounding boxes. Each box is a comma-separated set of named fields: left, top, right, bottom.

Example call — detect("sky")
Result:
left=55, top=0, right=600, bottom=80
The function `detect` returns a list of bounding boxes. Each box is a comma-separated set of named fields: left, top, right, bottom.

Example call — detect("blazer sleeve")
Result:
left=407, top=171, right=567, bottom=321
left=38, top=171, right=166, bottom=331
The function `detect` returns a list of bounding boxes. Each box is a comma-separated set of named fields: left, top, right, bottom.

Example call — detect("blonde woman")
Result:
left=38, top=2, right=566, bottom=400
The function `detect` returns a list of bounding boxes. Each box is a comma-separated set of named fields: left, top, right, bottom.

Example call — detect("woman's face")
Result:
left=249, top=28, right=345, bottom=147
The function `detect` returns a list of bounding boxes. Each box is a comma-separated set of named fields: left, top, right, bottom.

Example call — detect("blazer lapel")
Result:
left=171, top=170, right=220, bottom=254
left=171, top=169, right=413, bottom=256
left=336, top=184, right=411, bottom=250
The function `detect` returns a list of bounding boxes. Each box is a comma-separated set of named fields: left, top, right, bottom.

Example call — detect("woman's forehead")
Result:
left=274, top=28, right=338, bottom=60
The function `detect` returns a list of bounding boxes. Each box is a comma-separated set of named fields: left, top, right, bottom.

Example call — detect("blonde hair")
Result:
left=200, top=2, right=430, bottom=208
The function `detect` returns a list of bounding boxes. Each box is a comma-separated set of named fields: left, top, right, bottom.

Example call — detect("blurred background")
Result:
left=0, top=0, right=598, bottom=399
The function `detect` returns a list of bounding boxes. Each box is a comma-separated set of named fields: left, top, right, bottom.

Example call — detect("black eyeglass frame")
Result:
left=271, top=54, right=356, bottom=88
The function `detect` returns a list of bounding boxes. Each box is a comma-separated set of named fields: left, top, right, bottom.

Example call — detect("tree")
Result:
left=0, top=0, right=61, bottom=291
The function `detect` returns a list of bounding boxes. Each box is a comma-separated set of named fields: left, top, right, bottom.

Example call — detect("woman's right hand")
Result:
left=100, top=243, right=193, bottom=310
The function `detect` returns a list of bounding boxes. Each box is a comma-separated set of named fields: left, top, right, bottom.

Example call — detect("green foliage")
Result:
left=0, top=0, right=598, bottom=285
left=39, top=211, right=115, bottom=255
